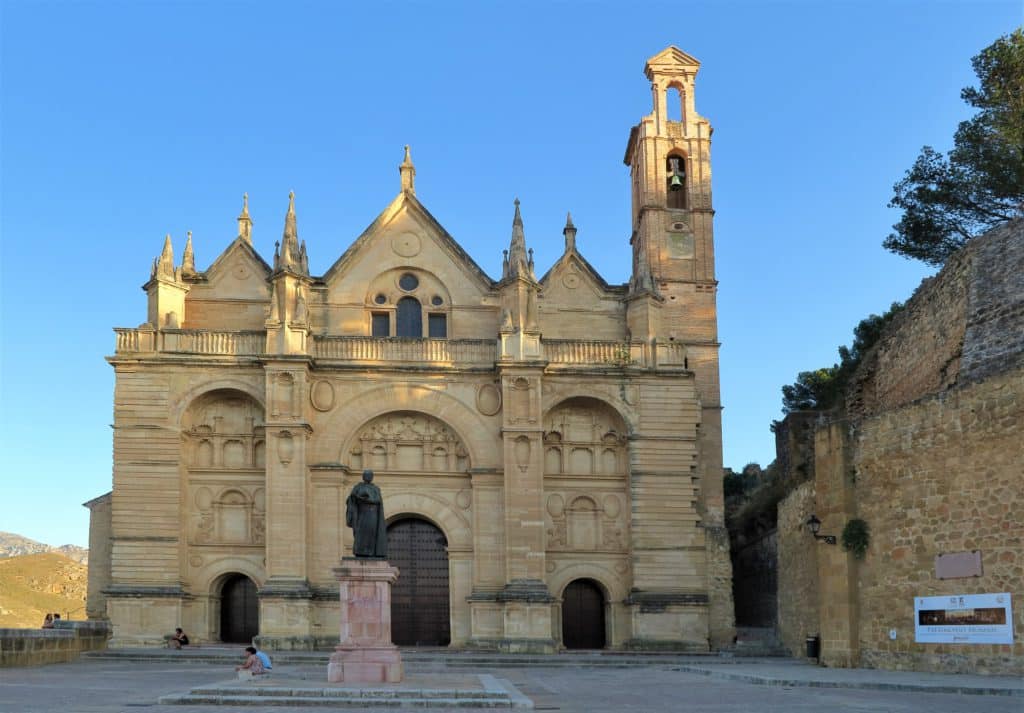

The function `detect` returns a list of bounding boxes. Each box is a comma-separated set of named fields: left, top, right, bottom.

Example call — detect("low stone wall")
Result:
left=0, top=620, right=110, bottom=667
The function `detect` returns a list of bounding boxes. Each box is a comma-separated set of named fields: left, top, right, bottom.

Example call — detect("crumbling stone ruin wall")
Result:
left=960, top=220, right=1024, bottom=381
left=772, top=411, right=818, bottom=490
left=847, top=219, right=1024, bottom=418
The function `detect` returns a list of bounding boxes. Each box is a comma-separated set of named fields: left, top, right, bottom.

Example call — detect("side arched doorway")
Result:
left=387, top=517, right=451, bottom=646
left=562, top=579, right=606, bottom=649
left=220, top=573, right=259, bottom=643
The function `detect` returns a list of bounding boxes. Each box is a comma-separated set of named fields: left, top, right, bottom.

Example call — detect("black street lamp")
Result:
left=806, top=514, right=837, bottom=545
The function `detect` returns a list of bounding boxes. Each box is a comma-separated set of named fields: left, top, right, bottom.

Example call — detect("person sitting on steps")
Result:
left=168, top=628, right=189, bottom=649
left=235, top=646, right=271, bottom=679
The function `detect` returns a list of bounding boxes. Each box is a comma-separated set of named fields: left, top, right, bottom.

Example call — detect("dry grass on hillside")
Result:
left=0, top=552, right=88, bottom=628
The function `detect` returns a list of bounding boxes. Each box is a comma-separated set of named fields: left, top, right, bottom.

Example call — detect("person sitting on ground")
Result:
left=168, top=627, right=189, bottom=649
left=41, top=613, right=54, bottom=629
left=235, top=646, right=267, bottom=678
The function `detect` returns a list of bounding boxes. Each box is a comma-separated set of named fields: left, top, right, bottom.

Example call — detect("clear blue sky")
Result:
left=1, top=1, right=1020, bottom=547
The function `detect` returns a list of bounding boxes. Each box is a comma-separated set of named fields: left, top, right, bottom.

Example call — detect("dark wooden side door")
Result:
left=388, top=518, right=451, bottom=646
left=562, top=579, right=605, bottom=649
left=220, top=574, right=259, bottom=643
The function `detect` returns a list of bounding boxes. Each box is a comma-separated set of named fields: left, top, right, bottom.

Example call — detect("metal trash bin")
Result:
left=805, top=635, right=820, bottom=659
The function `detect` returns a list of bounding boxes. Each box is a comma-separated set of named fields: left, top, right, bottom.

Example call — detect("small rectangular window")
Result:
left=428, top=313, right=447, bottom=338
left=372, top=313, right=390, bottom=337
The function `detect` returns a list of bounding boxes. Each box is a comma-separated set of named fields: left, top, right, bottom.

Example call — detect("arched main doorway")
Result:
left=220, top=573, right=259, bottom=643
left=387, top=517, right=451, bottom=646
left=562, top=579, right=606, bottom=649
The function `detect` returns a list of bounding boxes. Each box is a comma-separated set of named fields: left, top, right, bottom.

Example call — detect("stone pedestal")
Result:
left=327, top=558, right=402, bottom=683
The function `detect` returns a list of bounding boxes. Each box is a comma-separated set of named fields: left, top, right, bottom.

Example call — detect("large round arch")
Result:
left=542, top=390, right=635, bottom=435
left=310, top=383, right=498, bottom=468
left=171, top=380, right=266, bottom=428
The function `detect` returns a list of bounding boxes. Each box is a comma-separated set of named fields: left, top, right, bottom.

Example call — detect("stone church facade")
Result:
left=87, top=46, right=734, bottom=652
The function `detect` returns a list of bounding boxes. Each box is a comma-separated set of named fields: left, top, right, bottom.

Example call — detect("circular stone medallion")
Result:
left=310, top=379, right=336, bottom=412
left=392, top=232, right=422, bottom=257
left=476, top=383, right=502, bottom=416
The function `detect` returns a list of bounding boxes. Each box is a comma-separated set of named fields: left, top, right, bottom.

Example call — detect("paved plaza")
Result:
left=0, top=654, right=1021, bottom=713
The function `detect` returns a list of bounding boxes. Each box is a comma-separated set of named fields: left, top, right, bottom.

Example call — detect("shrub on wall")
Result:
left=841, top=518, right=870, bottom=559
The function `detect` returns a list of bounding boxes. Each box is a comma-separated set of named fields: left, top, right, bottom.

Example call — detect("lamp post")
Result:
left=806, top=514, right=837, bottom=545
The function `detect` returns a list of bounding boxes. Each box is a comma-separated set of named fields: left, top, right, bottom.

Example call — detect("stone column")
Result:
left=327, top=558, right=402, bottom=683
left=257, top=361, right=315, bottom=650
left=496, top=367, right=555, bottom=653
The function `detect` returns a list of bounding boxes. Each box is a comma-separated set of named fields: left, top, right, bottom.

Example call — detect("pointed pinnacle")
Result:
left=241, top=192, right=250, bottom=216
left=402, top=144, right=413, bottom=165
left=513, top=198, right=522, bottom=225
left=565, top=211, right=575, bottom=229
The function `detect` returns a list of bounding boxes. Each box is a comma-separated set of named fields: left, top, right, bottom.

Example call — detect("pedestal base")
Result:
left=327, top=644, right=403, bottom=683
left=327, top=557, right=403, bottom=683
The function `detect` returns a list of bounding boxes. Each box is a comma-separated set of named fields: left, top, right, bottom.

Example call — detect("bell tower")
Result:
left=624, top=46, right=733, bottom=648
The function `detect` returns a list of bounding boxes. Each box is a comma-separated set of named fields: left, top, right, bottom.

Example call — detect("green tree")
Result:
left=885, top=29, right=1024, bottom=266
left=781, top=303, right=903, bottom=413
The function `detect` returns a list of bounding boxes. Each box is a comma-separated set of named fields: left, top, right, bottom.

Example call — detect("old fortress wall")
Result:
left=777, top=219, right=1024, bottom=674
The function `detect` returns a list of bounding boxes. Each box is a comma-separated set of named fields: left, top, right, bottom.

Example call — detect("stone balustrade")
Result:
left=313, top=336, right=497, bottom=365
left=113, top=330, right=688, bottom=371
left=114, top=329, right=264, bottom=356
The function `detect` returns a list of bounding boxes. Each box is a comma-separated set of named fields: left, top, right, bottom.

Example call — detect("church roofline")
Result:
left=538, top=249, right=625, bottom=294
left=321, top=191, right=496, bottom=290
left=198, top=234, right=274, bottom=282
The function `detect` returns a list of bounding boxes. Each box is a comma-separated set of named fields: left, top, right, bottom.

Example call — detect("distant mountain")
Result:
left=0, top=552, right=88, bottom=628
left=0, top=532, right=88, bottom=564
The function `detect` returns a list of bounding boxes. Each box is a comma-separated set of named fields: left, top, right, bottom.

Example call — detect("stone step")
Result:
left=158, top=694, right=514, bottom=708
left=187, top=686, right=507, bottom=700
left=732, top=626, right=787, bottom=656
left=84, top=648, right=725, bottom=667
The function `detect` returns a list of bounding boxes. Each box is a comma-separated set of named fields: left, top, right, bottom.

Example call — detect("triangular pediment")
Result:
left=321, top=192, right=495, bottom=293
left=540, top=249, right=621, bottom=297
left=191, top=236, right=272, bottom=301
left=644, top=46, right=701, bottom=77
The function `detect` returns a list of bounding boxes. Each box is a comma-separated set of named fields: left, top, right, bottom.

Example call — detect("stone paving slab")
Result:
left=2, top=656, right=1022, bottom=712
left=672, top=661, right=1024, bottom=697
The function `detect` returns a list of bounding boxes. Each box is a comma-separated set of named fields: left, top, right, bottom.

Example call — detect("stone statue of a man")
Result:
left=346, top=469, right=388, bottom=558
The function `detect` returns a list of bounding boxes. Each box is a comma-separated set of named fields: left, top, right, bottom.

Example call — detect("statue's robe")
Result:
left=346, top=482, right=388, bottom=557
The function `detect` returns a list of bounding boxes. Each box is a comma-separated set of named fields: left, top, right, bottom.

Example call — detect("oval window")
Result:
left=431, top=295, right=443, bottom=306
left=399, top=273, right=419, bottom=291
left=374, top=293, right=387, bottom=304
